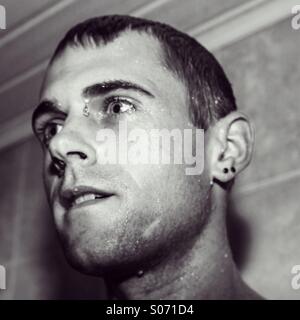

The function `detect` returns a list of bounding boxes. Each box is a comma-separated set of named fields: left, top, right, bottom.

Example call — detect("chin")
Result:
left=58, top=235, right=127, bottom=277
left=62, top=245, right=107, bottom=277
left=59, top=231, right=163, bottom=280
left=63, top=249, right=143, bottom=280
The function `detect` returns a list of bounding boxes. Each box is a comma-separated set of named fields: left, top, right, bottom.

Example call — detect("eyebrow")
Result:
left=82, top=80, right=155, bottom=99
left=32, top=100, right=66, bottom=128
left=32, top=80, right=154, bottom=127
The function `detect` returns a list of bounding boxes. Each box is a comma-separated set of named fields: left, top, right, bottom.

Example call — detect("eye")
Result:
left=105, top=98, right=136, bottom=116
left=42, top=122, right=63, bottom=145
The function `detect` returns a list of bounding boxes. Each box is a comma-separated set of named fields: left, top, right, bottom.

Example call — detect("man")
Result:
left=32, top=15, right=260, bottom=299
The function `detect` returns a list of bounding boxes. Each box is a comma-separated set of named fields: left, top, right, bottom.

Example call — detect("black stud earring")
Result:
left=231, top=167, right=236, bottom=173
left=223, top=168, right=229, bottom=174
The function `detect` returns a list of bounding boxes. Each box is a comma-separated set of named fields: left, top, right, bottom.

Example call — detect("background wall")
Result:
left=0, top=0, right=299, bottom=299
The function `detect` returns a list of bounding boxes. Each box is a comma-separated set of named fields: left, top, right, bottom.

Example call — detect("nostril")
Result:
left=52, top=157, right=66, bottom=177
left=79, top=152, right=87, bottom=160
left=53, top=157, right=66, bottom=169
left=67, top=151, right=88, bottom=160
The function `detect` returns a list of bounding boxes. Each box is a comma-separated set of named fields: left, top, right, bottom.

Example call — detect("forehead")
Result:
left=41, top=31, right=184, bottom=101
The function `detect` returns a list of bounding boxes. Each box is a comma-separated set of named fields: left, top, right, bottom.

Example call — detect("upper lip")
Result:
left=59, top=185, right=114, bottom=208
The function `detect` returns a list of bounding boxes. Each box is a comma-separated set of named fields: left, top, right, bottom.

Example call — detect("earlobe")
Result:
left=208, top=111, right=254, bottom=184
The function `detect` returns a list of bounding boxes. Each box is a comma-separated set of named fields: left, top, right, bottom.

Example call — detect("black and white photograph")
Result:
left=0, top=0, right=299, bottom=304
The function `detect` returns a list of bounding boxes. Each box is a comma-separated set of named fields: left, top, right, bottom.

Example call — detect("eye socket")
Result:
left=105, top=98, right=136, bottom=116
left=42, top=122, right=63, bottom=145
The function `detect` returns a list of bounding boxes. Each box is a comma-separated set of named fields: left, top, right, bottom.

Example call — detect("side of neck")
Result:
left=105, top=204, right=258, bottom=300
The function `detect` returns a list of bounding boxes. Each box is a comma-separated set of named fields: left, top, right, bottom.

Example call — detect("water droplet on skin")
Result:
left=97, top=111, right=106, bottom=120
left=137, top=270, right=144, bottom=277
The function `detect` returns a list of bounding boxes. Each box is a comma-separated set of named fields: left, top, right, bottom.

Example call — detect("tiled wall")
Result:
left=0, top=17, right=299, bottom=299
left=216, top=18, right=300, bottom=299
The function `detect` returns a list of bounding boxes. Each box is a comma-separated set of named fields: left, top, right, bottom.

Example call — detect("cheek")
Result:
left=123, top=162, right=202, bottom=229
left=42, top=153, right=64, bottom=226
left=118, top=166, right=207, bottom=262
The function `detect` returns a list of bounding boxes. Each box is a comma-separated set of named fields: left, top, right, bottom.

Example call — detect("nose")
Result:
left=49, top=127, right=96, bottom=175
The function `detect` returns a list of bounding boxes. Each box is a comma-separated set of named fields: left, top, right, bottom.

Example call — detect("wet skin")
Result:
left=34, top=31, right=210, bottom=278
left=33, top=31, right=261, bottom=299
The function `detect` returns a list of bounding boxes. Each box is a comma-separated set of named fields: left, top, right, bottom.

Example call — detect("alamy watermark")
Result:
left=291, top=265, right=300, bottom=290
left=0, top=5, right=6, bottom=30
left=291, top=5, right=300, bottom=30
left=0, top=264, right=6, bottom=290
left=95, top=121, right=205, bottom=175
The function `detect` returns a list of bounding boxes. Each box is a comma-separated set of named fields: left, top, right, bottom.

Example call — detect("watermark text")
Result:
left=0, top=264, right=6, bottom=290
left=0, top=5, right=6, bottom=30
left=291, top=265, right=300, bottom=290
left=291, top=5, right=300, bottom=30
left=95, top=121, right=205, bottom=175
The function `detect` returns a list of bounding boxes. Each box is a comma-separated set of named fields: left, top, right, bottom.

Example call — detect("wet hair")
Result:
left=51, top=15, right=237, bottom=130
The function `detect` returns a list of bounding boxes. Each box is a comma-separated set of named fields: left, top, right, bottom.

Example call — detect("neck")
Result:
left=105, top=197, right=258, bottom=300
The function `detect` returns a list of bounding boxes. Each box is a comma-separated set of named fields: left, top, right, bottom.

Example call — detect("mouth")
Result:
left=73, top=193, right=108, bottom=206
left=60, top=185, right=114, bottom=209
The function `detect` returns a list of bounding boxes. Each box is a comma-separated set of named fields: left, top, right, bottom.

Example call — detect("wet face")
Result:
left=33, top=31, right=210, bottom=277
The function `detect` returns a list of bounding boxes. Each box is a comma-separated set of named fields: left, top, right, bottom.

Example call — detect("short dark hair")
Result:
left=51, top=15, right=237, bottom=130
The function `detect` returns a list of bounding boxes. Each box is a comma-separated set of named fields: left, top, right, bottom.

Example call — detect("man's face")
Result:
left=35, top=31, right=209, bottom=276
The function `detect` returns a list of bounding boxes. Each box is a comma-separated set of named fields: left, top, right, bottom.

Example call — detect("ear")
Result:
left=207, top=111, right=254, bottom=184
